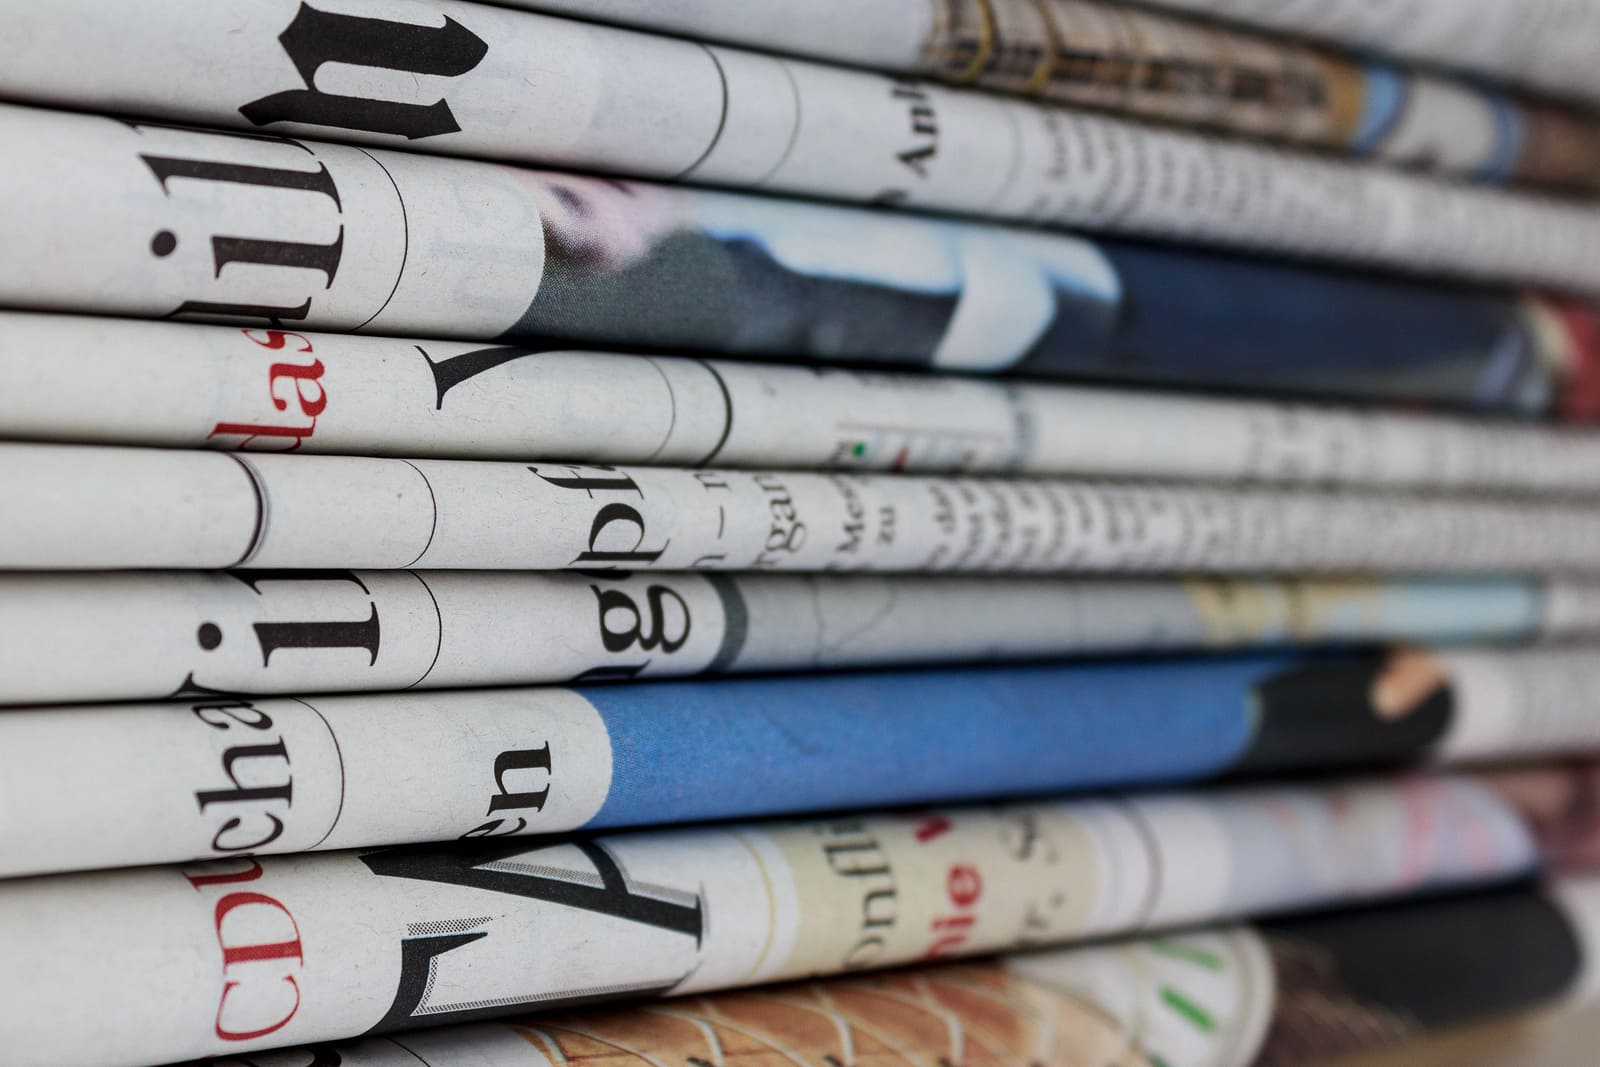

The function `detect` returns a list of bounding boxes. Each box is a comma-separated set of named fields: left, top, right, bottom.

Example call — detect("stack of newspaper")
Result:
left=4, top=1, right=1600, bottom=1064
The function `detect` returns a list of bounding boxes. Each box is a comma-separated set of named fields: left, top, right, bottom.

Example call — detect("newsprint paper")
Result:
left=147, top=876, right=1600, bottom=1067
left=0, top=773, right=1540, bottom=1066
left=1, top=89, right=1599, bottom=296
left=10, top=444, right=1600, bottom=572
left=1, top=642, right=1599, bottom=878
left=0, top=107, right=1592, bottom=416
left=482, top=0, right=1600, bottom=190
left=1, top=570, right=1592, bottom=703
left=10, top=313, right=1600, bottom=491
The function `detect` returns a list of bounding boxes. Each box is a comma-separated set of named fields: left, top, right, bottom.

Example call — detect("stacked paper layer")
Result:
left=4, top=2, right=1600, bottom=1066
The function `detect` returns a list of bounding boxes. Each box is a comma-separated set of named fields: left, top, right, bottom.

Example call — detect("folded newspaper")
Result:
left=5, top=571, right=1596, bottom=704
left=443, top=0, right=1600, bottom=191
left=0, top=16, right=1597, bottom=291
left=12, top=312, right=1600, bottom=481
left=1129, top=0, right=1600, bottom=108
left=3, top=643, right=1599, bottom=878
left=0, top=773, right=1541, bottom=1066
left=155, top=876, right=1600, bottom=1067
left=10, top=442, right=1600, bottom=573
left=3, top=106, right=1596, bottom=415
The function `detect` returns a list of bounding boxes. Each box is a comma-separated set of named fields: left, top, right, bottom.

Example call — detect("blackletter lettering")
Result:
left=184, top=858, right=266, bottom=891
left=210, top=231, right=344, bottom=285
left=139, top=148, right=345, bottom=323
left=241, top=4, right=489, bottom=139
left=361, top=839, right=703, bottom=1032
left=575, top=503, right=668, bottom=566
left=195, top=741, right=294, bottom=812
left=212, top=891, right=305, bottom=1041
left=266, top=358, right=328, bottom=418
left=459, top=818, right=529, bottom=839
left=569, top=662, right=650, bottom=683
left=531, top=465, right=644, bottom=497
left=459, top=742, right=551, bottom=838
left=215, top=892, right=305, bottom=968
left=141, top=155, right=342, bottom=206
left=418, top=343, right=549, bottom=407
left=213, top=813, right=287, bottom=854
left=361, top=839, right=703, bottom=938
left=192, top=701, right=276, bottom=731
left=207, top=419, right=317, bottom=449
left=254, top=604, right=380, bottom=666
left=209, top=329, right=328, bottom=450
left=216, top=976, right=301, bottom=1042
left=591, top=584, right=690, bottom=654
left=817, top=821, right=898, bottom=970
left=367, top=931, right=678, bottom=1034
left=231, top=572, right=382, bottom=667
left=891, top=82, right=938, bottom=179
left=484, top=744, right=552, bottom=817
left=897, top=142, right=938, bottom=177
